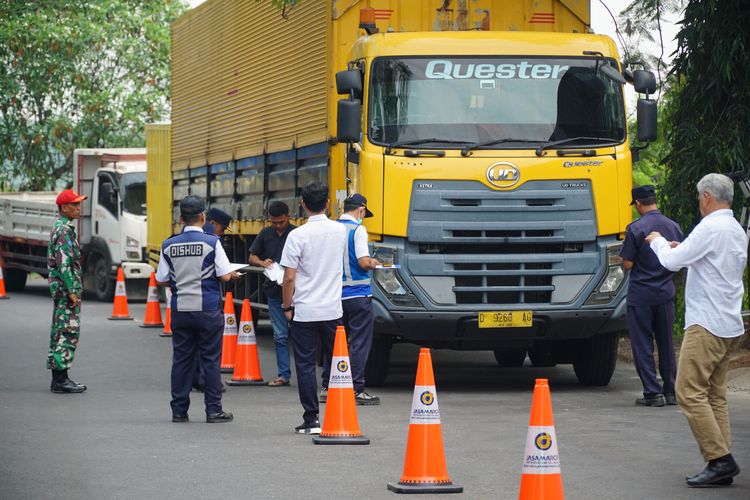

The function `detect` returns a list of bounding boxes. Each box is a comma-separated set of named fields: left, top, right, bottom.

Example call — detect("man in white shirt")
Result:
left=280, top=182, right=347, bottom=434
left=646, top=173, right=747, bottom=487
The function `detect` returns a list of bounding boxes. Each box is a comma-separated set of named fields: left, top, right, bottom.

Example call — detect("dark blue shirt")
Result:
left=620, top=209, right=684, bottom=306
left=249, top=223, right=296, bottom=299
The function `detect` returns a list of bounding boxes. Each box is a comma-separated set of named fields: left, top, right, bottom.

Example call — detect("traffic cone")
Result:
left=0, top=264, right=9, bottom=300
left=227, top=299, right=264, bottom=386
left=313, top=325, right=369, bottom=445
left=518, top=378, right=564, bottom=500
left=108, top=267, right=132, bottom=319
left=220, top=292, right=238, bottom=373
left=139, top=271, right=163, bottom=328
left=159, top=288, right=172, bottom=337
left=387, top=348, right=462, bottom=493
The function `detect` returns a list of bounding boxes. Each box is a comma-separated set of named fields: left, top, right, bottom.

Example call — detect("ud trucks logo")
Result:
left=486, top=162, right=520, bottom=188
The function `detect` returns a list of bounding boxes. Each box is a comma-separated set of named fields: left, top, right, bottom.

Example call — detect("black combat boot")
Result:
left=51, top=369, right=86, bottom=394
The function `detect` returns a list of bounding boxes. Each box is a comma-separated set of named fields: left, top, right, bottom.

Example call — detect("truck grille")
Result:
left=406, top=180, right=598, bottom=306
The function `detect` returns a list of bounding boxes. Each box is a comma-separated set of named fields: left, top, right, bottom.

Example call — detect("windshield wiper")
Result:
left=384, top=138, right=470, bottom=155
left=535, top=136, right=619, bottom=157
left=460, top=138, right=544, bottom=157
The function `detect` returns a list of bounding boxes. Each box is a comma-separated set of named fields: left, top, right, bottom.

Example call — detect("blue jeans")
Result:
left=268, top=296, right=291, bottom=380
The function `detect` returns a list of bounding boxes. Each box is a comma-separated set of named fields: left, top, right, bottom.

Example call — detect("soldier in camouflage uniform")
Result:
left=47, top=189, right=88, bottom=394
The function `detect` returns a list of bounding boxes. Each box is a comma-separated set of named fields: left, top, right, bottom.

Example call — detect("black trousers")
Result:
left=321, top=297, right=374, bottom=393
left=626, top=301, right=677, bottom=396
left=171, top=310, right=224, bottom=415
left=290, top=319, right=337, bottom=423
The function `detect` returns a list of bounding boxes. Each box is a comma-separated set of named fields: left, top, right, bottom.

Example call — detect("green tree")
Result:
left=0, top=0, right=187, bottom=190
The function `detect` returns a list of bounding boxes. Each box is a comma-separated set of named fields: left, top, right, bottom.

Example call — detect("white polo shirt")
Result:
left=650, top=209, right=747, bottom=338
left=280, top=214, right=347, bottom=322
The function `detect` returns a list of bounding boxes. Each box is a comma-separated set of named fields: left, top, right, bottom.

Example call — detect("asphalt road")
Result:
left=1, top=278, right=749, bottom=499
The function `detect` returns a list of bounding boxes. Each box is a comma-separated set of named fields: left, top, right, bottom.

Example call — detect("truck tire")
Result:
left=493, top=348, right=527, bottom=367
left=92, top=257, right=115, bottom=302
left=4, top=268, right=28, bottom=292
left=365, top=335, right=392, bottom=387
left=573, top=331, right=620, bottom=386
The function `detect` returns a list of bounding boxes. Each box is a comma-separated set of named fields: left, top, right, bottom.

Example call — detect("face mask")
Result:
left=355, top=218, right=363, bottom=224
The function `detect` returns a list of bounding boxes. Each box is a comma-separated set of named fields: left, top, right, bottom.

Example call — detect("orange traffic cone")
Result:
left=387, top=348, right=462, bottom=493
left=108, top=268, right=132, bottom=319
left=139, top=271, right=163, bottom=328
left=227, top=299, right=264, bottom=386
left=220, top=292, right=238, bottom=373
left=518, top=378, right=564, bottom=500
left=159, top=287, right=172, bottom=337
left=313, top=325, right=369, bottom=445
left=0, top=264, right=9, bottom=300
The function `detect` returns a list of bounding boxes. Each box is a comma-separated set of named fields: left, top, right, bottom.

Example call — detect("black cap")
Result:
left=630, top=185, right=656, bottom=205
left=179, top=195, right=206, bottom=217
left=344, top=193, right=374, bottom=218
left=207, top=207, right=232, bottom=228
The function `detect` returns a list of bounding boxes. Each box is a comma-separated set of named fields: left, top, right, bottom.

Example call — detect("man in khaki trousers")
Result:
left=646, top=173, right=747, bottom=487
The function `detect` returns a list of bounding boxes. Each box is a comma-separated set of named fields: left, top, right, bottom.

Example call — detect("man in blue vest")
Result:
left=155, top=195, right=239, bottom=423
left=320, top=193, right=382, bottom=405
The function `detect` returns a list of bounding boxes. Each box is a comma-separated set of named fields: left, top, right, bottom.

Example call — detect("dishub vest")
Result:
left=161, top=230, right=222, bottom=312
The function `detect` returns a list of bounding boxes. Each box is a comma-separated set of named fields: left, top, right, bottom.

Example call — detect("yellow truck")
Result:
left=147, top=0, right=658, bottom=386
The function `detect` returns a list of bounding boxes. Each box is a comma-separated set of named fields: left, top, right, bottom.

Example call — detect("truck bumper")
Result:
left=372, top=298, right=627, bottom=350
left=121, top=262, right=154, bottom=280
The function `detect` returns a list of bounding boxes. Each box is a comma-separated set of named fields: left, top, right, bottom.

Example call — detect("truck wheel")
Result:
left=4, top=268, right=28, bottom=292
left=493, top=348, right=527, bottom=367
left=365, top=335, right=392, bottom=387
left=573, top=332, right=620, bottom=386
left=93, top=257, right=115, bottom=302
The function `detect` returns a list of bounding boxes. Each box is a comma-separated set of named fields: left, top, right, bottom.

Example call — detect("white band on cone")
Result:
left=522, top=425, right=561, bottom=474
left=328, top=355, right=353, bottom=388
left=147, top=286, right=159, bottom=302
left=115, top=281, right=126, bottom=296
left=223, top=313, right=238, bottom=335
left=237, top=321, right=256, bottom=345
left=409, top=385, right=441, bottom=424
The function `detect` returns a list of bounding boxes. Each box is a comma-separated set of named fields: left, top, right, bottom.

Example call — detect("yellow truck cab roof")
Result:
left=353, top=31, right=619, bottom=60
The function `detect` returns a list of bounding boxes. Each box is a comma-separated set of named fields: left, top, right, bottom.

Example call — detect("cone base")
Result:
left=220, top=367, right=234, bottom=373
left=159, top=332, right=172, bottom=337
left=108, top=316, right=133, bottom=320
left=313, top=435, right=370, bottom=445
left=140, top=323, right=163, bottom=328
left=226, top=379, right=265, bottom=386
left=387, top=482, right=463, bottom=494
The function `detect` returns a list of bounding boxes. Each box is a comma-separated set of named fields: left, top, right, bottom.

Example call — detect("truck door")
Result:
left=94, top=172, right=121, bottom=265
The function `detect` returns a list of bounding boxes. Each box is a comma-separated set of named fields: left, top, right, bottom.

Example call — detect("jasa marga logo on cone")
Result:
left=522, top=426, right=560, bottom=474
left=410, top=386, right=441, bottom=424
left=328, top=356, right=352, bottom=388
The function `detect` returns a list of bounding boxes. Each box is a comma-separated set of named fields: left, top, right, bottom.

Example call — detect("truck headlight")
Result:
left=126, top=236, right=139, bottom=248
left=586, top=242, right=625, bottom=304
left=372, top=244, right=421, bottom=307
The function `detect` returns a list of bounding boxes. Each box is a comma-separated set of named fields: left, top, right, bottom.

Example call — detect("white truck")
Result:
left=0, top=148, right=152, bottom=300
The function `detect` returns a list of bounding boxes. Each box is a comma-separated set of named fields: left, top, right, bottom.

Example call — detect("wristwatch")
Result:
left=283, top=305, right=293, bottom=312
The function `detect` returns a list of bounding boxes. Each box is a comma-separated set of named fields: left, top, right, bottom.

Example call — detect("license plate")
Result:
left=478, top=311, right=533, bottom=328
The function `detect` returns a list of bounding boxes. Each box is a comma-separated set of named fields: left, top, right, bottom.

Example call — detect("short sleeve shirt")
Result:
left=249, top=223, right=296, bottom=299
left=620, top=209, right=684, bottom=306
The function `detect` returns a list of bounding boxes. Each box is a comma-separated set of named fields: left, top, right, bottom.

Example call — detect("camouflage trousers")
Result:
left=47, top=295, right=81, bottom=371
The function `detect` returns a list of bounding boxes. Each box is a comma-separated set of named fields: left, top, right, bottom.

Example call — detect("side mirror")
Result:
left=633, top=70, right=656, bottom=95
left=637, top=98, right=657, bottom=142
left=336, top=70, right=362, bottom=95
left=337, top=99, right=361, bottom=143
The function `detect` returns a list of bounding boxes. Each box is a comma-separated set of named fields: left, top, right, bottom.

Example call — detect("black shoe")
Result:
left=51, top=379, right=86, bottom=394
left=172, top=414, right=189, bottom=423
left=636, top=394, right=665, bottom=407
left=686, top=455, right=740, bottom=487
left=355, top=391, right=380, bottom=406
left=664, top=393, right=677, bottom=406
left=294, top=419, right=321, bottom=435
left=66, top=377, right=87, bottom=391
left=206, top=411, right=233, bottom=423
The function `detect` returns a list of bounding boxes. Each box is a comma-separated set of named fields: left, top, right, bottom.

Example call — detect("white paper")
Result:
left=228, top=263, right=251, bottom=273
left=263, top=262, right=284, bottom=285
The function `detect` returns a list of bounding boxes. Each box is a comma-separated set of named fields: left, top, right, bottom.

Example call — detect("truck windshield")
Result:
left=121, top=172, right=146, bottom=216
left=368, top=57, right=626, bottom=148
